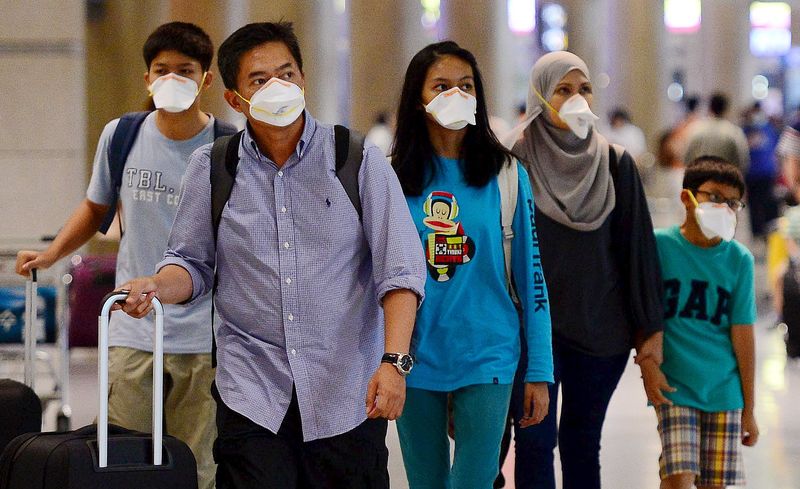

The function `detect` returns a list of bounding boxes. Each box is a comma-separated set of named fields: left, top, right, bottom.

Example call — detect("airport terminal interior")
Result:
left=2, top=0, right=800, bottom=487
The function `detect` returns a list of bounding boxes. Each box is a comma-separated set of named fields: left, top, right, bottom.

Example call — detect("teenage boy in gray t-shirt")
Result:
left=16, top=22, right=234, bottom=489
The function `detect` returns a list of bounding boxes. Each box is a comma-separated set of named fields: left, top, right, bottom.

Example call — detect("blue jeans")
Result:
left=398, top=384, right=512, bottom=489
left=511, top=340, right=629, bottom=489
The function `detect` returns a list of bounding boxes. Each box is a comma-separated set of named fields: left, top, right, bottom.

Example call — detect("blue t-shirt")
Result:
left=404, top=157, right=553, bottom=391
left=655, top=226, right=756, bottom=411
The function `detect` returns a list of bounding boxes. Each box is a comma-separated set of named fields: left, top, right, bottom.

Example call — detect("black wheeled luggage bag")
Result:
left=782, top=258, right=800, bottom=359
left=0, top=270, right=42, bottom=455
left=0, top=292, right=198, bottom=489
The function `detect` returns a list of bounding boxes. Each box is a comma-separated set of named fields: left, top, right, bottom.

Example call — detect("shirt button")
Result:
left=290, top=349, right=297, bottom=355
left=278, top=171, right=284, bottom=177
left=284, top=242, right=290, bottom=249
left=281, top=206, right=287, bottom=213
left=286, top=277, right=292, bottom=284
left=288, top=313, right=294, bottom=321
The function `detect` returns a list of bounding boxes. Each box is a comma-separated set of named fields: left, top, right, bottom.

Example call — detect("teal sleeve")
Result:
left=731, top=251, right=756, bottom=325
left=511, top=163, right=554, bottom=383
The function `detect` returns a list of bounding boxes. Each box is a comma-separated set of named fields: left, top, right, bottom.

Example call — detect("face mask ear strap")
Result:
left=685, top=189, right=700, bottom=207
left=232, top=90, right=250, bottom=105
left=196, top=71, right=209, bottom=95
left=532, top=86, right=559, bottom=115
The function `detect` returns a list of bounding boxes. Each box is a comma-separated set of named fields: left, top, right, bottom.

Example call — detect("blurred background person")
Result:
left=604, top=106, right=647, bottom=161
left=684, top=92, right=750, bottom=172
left=366, top=110, right=395, bottom=157
left=742, top=101, right=780, bottom=241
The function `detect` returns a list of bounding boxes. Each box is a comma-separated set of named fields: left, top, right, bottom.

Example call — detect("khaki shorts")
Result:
left=108, top=346, right=216, bottom=489
left=656, top=404, right=745, bottom=487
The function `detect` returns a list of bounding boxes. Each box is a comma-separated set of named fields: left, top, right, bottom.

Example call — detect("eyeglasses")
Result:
left=694, top=190, right=746, bottom=212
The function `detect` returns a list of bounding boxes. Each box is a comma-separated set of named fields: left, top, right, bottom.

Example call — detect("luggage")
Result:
left=782, top=258, right=800, bottom=359
left=0, top=271, right=42, bottom=454
left=0, top=292, right=198, bottom=489
left=67, top=254, right=116, bottom=347
left=0, top=284, right=57, bottom=344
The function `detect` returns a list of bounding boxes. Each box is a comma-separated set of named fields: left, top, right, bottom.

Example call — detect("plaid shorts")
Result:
left=656, top=404, right=745, bottom=487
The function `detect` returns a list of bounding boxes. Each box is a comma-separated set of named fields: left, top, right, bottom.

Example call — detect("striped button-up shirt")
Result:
left=158, top=113, right=426, bottom=441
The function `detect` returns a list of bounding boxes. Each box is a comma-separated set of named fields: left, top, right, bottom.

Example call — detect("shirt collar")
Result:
left=241, top=110, right=317, bottom=164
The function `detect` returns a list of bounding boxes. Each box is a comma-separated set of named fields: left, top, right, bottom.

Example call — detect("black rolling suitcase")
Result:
left=0, top=271, right=42, bottom=454
left=0, top=292, right=198, bottom=489
left=783, top=258, right=800, bottom=359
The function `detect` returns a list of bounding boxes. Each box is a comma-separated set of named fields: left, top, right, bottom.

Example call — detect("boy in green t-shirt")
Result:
left=642, top=156, right=759, bottom=489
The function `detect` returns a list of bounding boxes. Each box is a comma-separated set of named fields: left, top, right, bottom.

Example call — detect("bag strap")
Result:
left=99, top=111, right=151, bottom=234
left=334, top=124, right=366, bottom=220
left=213, top=118, right=239, bottom=138
left=498, top=159, right=520, bottom=304
left=210, top=131, right=243, bottom=240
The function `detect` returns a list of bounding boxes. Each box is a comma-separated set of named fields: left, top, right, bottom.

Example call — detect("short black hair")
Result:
left=217, top=22, right=303, bottom=90
left=683, top=156, right=745, bottom=197
left=142, top=22, right=213, bottom=72
left=709, top=92, right=729, bottom=117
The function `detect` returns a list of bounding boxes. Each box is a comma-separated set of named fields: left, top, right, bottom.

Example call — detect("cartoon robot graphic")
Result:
left=422, top=191, right=475, bottom=282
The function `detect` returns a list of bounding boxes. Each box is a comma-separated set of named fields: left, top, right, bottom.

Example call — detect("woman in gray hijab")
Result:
left=500, top=51, right=664, bottom=489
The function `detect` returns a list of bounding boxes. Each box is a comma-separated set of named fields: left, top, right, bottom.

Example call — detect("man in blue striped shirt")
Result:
left=118, top=22, right=426, bottom=489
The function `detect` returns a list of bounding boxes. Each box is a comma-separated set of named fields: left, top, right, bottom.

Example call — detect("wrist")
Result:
left=381, top=352, right=413, bottom=376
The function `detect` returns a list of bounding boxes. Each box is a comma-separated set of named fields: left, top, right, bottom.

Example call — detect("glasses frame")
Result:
left=694, top=189, right=746, bottom=212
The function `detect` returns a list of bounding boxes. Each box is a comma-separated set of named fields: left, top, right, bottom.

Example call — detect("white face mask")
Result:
left=424, top=87, right=477, bottom=130
left=148, top=73, right=205, bottom=113
left=695, top=202, right=737, bottom=242
left=557, top=94, right=599, bottom=139
left=237, top=78, right=305, bottom=127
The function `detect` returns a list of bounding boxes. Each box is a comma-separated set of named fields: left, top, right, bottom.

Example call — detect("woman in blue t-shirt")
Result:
left=391, top=41, right=554, bottom=488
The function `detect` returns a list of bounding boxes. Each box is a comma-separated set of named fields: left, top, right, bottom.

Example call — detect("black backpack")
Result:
left=98, top=111, right=239, bottom=234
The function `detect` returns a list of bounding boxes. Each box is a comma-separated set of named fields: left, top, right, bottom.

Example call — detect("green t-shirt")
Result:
left=654, top=226, right=756, bottom=411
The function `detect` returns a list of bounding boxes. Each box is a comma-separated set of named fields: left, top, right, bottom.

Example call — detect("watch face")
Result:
left=399, top=355, right=414, bottom=372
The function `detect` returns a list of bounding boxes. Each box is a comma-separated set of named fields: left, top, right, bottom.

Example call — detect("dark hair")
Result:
left=392, top=41, right=516, bottom=196
left=609, top=107, right=630, bottom=123
left=683, top=156, right=745, bottom=197
left=685, top=95, right=700, bottom=113
left=709, top=93, right=729, bottom=117
left=142, top=22, right=213, bottom=72
left=217, top=22, right=303, bottom=90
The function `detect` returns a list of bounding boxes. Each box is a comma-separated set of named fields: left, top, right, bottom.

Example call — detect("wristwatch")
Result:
left=382, top=353, right=414, bottom=376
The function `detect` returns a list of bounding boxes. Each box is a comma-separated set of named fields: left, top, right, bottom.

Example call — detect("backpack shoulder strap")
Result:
left=333, top=125, right=366, bottom=220
left=213, top=118, right=238, bottom=138
left=210, top=131, right=243, bottom=240
left=99, top=111, right=151, bottom=234
left=209, top=130, right=242, bottom=369
left=498, top=158, right=520, bottom=304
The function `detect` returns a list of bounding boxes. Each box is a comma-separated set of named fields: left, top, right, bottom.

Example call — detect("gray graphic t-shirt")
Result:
left=87, top=112, right=215, bottom=353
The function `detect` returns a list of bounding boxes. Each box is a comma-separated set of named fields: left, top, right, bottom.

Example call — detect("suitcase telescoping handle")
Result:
left=24, top=269, right=38, bottom=389
left=98, top=291, right=164, bottom=468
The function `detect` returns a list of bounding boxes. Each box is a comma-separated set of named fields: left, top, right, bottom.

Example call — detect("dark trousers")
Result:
left=746, top=176, right=778, bottom=238
left=211, top=383, right=389, bottom=489
left=509, top=340, right=629, bottom=489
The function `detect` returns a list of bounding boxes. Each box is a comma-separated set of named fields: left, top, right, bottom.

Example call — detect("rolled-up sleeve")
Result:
left=358, top=143, right=427, bottom=304
left=156, top=144, right=217, bottom=303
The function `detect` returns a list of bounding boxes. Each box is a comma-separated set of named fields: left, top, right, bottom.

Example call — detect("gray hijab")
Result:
left=505, top=51, right=614, bottom=232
